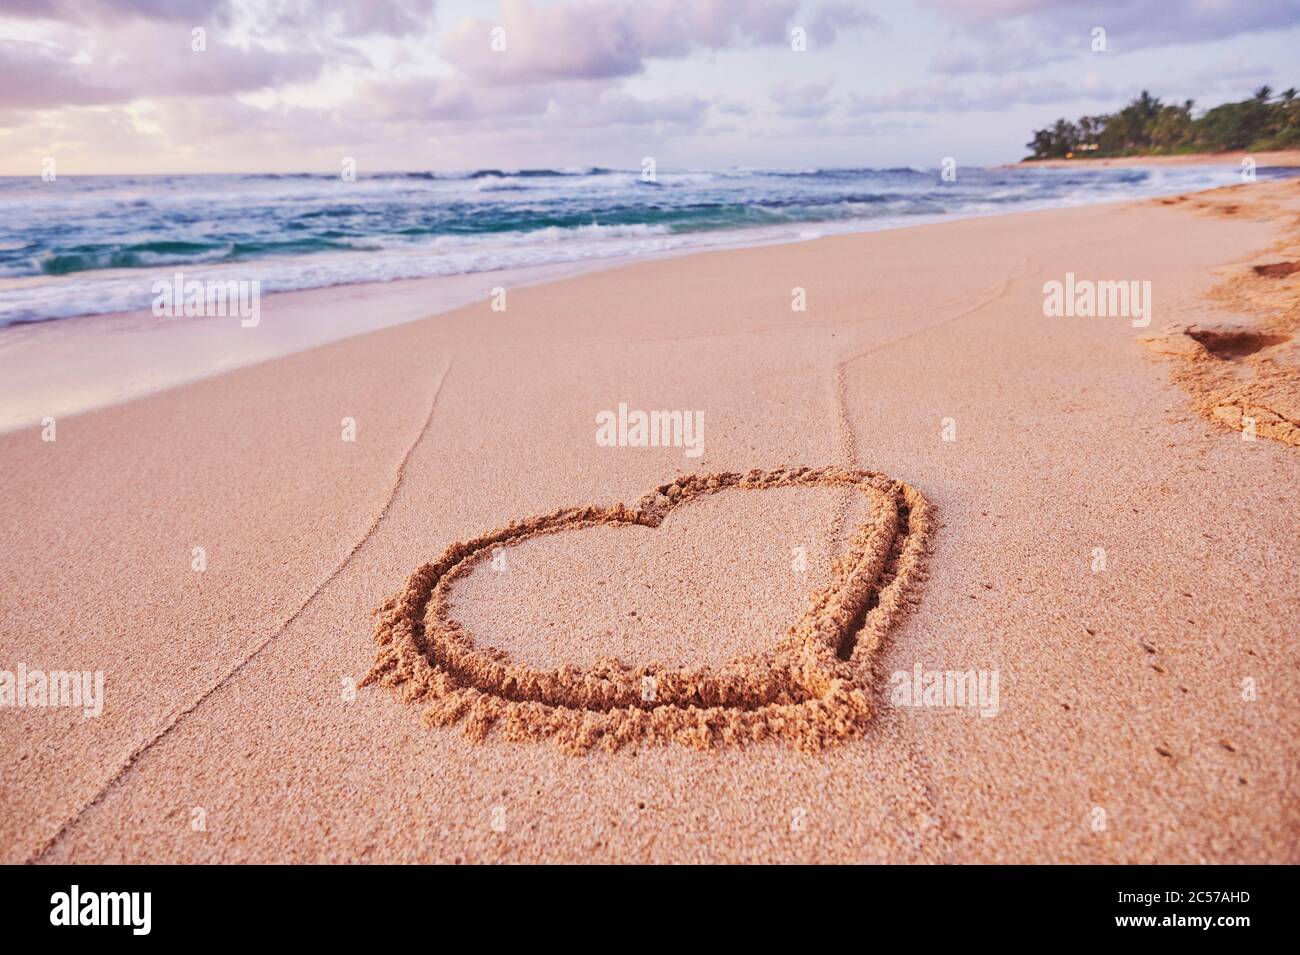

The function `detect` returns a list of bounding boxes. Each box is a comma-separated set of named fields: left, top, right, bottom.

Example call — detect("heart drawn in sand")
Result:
left=363, top=466, right=934, bottom=753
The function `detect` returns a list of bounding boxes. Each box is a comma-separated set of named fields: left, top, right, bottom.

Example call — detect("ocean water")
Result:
left=0, top=163, right=1287, bottom=326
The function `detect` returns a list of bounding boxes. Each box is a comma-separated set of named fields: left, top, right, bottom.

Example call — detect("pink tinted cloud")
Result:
left=0, top=22, right=323, bottom=113
left=0, top=41, right=121, bottom=110
left=5, top=0, right=435, bottom=36
left=921, top=0, right=1300, bottom=48
left=353, top=73, right=708, bottom=132
left=113, top=24, right=324, bottom=98
left=551, top=89, right=709, bottom=128
left=440, top=0, right=868, bottom=84
left=928, top=29, right=1052, bottom=76
left=2, top=0, right=227, bottom=22
left=850, top=73, right=1114, bottom=114
left=353, top=75, right=551, bottom=122
left=266, top=0, right=437, bottom=37
left=770, top=81, right=835, bottom=119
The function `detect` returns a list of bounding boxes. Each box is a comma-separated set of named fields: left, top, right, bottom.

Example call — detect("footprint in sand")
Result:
left=1140, top=254, right=1300, bottom=446
left=363, top=466, right=934, bottom=753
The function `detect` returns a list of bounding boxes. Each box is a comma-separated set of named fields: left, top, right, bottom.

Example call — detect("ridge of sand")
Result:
left=363, top=467, right=933, bottom=753
left=1139, top=184, right=1300, bottom=446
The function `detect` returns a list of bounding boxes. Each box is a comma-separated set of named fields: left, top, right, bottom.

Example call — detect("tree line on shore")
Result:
left=1025, top=87, right=1300, bottom=160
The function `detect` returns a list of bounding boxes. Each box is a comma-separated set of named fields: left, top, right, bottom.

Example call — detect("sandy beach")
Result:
left=1, top=172, right=1295, bottom=864
left=1018, top=150, right=1300, bottom=170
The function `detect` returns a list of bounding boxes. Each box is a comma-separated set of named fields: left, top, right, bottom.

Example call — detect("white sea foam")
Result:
left=0, top=162, right=1269, bottom=326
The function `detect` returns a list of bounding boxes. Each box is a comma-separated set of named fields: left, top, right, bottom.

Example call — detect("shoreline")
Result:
left=1016, top=148, right=1300, bottom=169
left=0, top=171, right=1275, bottom=434
left=3, top=176, right=1297, bottom=863
left=0, top=257, right=621, bottom=434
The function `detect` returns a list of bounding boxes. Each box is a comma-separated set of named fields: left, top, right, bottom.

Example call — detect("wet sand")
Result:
left=2, top=179, right=1297, bottom=863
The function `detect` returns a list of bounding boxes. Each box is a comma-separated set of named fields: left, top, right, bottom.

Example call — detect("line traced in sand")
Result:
left=363, top=466, right=934, bottom=754
left=27, top=358, right=455, bottom=863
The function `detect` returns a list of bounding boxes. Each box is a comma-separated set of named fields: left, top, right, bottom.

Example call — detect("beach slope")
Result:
left=2, top=179, right=1297, bottom=863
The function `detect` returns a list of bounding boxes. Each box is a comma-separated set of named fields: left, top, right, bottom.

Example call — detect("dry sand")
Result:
left=1018, top=149, right=1300, bottom=169
left=1138, top=187, right=1300, bottom=446
left=1, top=178, right=1297, bottom=863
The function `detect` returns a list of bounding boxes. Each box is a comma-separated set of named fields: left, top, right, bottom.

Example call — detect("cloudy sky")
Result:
left=1, top=0, right=1298, bottom=175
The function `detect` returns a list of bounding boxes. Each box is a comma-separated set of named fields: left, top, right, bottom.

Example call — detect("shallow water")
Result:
left=0, top=162, right=1289, bottom=325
